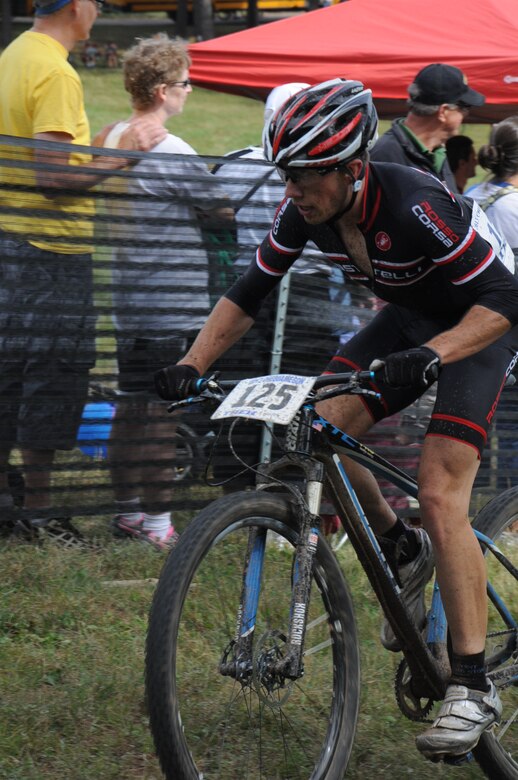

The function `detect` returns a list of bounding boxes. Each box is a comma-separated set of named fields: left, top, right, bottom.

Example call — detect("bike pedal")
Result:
left=443, top=751, right=474, bottom=766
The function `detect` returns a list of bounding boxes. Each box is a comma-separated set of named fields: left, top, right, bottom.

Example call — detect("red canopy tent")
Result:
left=189, top=0, right=518, bottom=122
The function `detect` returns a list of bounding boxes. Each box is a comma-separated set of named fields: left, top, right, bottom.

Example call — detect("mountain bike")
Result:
left=145, top=371, right=518, bottom=780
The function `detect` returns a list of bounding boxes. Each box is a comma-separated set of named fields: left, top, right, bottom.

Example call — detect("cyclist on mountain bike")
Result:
left=154, top=79, right=518, bottom=762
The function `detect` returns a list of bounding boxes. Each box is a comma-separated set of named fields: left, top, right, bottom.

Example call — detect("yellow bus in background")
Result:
left=105, top=0, right=311, bottom=13
left=13, top=0, right=338, bottom=18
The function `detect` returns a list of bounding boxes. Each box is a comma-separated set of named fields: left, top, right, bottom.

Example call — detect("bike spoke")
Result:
left=176, top=525, right=341, bottom=776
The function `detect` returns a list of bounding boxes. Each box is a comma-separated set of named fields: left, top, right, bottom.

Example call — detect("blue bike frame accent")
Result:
left=240, top=529, right=267, bottom=638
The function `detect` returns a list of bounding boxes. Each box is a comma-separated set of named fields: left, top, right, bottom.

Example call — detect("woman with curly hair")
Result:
left=96, top=35, right=233, bottom=549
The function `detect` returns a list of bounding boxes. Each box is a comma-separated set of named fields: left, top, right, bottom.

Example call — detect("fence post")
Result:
left=259, top=271, right=291, bottom=462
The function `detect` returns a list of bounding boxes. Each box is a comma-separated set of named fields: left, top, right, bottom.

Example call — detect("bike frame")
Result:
left=228, top=399, right=518, bottom=702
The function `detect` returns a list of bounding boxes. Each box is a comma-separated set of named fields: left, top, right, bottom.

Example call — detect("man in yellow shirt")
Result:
left=0, top=0, right=165, bottom=546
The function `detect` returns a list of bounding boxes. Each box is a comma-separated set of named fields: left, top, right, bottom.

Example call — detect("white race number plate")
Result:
left=211, top=374, right=317, bottom=425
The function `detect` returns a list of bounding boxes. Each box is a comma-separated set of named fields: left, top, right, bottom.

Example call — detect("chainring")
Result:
left=395, top=659, right=435, bottom=721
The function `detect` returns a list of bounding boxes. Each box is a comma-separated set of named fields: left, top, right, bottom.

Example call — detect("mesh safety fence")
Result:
left=0, top=136, right=516, bottom=526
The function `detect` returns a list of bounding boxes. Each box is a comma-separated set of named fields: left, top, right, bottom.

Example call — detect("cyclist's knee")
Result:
left=418, top=480, right=473, bottom=546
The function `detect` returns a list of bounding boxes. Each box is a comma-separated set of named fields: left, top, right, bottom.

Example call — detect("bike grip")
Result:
left=154, top=364, right=200, bottom=400
left=190, top=377, right=209, bottom=395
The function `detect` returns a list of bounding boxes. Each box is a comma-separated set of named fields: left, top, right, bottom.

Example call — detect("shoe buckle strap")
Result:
left=436, top=699, right=494, bottom=727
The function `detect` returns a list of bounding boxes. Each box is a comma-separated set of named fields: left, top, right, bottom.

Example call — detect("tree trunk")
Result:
left=175, top=0, right=189, bottom=38
left=1, top=0, right=13, bottom=48
left=193, top=0, right=214, bottom=41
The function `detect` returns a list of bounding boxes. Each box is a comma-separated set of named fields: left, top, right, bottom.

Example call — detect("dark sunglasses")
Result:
left=276, top=165, right=344, bottom=185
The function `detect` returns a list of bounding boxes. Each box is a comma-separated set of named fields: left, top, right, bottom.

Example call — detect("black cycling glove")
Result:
left=370, top=346, right=441, bottom=389
left=154, top=363, right=200, bottom=401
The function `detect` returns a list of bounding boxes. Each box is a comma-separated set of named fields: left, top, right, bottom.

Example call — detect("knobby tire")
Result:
left=472, top=487, right=518, bottom=779
left=146, top=491, right=360, bottom=780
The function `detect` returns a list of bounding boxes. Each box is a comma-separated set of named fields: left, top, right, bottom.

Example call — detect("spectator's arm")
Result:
left=34, top=119, right=167, bottom=196
left=197, top=204, right=235, bottom=225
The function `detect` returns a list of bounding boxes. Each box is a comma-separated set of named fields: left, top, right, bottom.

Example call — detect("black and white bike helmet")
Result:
left=263, top=78, right=378, bottom=173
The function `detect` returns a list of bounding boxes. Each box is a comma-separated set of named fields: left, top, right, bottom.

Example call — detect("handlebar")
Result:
left=167, top=369, right=376, bottom=413
left=198, top=370, right=374, bottom=395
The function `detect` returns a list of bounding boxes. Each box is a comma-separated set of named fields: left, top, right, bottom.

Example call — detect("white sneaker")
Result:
left=380, top=527, right=434, bottom=651
left=416, top=681, right=502, bottom=760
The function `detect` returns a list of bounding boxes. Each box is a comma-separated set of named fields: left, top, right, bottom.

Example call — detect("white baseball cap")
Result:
left=264, top=82, right=311, bottom=125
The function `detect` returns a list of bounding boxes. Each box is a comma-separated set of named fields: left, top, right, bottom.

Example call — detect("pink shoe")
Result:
left=111, top=513, right=145, bottom=539
left=111, top=514, right=179, bottom=551
left=140, top=525, right=179, bottom=551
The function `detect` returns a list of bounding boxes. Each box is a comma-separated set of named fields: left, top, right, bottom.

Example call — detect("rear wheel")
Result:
left=146, top=491, right=360, bottom=780
left=471, top=487, right=518, bottom=779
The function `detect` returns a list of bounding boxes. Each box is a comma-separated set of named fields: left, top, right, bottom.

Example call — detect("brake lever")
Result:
left=167, top=396, right=206, bottom=413
left=350, top=387, right=382, bottom=400
left=166, top=373, right=227, bottom=414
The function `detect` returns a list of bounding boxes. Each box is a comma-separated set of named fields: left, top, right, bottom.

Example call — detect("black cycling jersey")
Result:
left=225, top=161, right=518, bottom=456
left=226, top=162, right=518, bottom=326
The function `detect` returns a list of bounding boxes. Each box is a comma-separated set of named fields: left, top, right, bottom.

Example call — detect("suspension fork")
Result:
left=219, top=524, right=269, bottom=682
left=221, top=413, right=326, bottom=682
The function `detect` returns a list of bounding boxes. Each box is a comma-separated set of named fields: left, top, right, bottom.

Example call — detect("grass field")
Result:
left=1, top=533, right=492, bottom=780
left=0, top=69, right=498, bottom=780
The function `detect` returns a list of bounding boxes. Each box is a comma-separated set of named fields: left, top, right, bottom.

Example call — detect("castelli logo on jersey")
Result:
left=375, top=231, right=391, bottom=251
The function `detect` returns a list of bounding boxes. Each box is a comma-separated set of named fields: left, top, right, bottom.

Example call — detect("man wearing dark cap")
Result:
left=0, top=0, right=165, bottom=546
left=371, top=63, right=485, bottom=192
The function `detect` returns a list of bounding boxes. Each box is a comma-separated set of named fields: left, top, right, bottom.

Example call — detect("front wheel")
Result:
left=471, top=487, right=518, bottom=779
left=146, top=491, right=360, bottom=780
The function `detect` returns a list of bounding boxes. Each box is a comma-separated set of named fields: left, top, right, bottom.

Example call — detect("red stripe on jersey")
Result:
left=451, top=249, right=494, bottom=285
left=358, top=165, right=371, bottom=225
left=268, top=231, right=303, bottom=256
left=256, top=247, right=286, bottom=276
left=434, top=228, right=476, bottom=266
left=362, top=180, right=381, bottom=233
left=372, top=256, right=424, bottom=270
left=431, top=413, right=487, bottom=442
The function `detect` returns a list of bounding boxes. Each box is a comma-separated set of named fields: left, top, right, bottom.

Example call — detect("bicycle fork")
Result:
left=219, top=459, right=326, bottom=686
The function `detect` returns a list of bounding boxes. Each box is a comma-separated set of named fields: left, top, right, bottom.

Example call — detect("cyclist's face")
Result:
left=283, top=162, right=361, bottom=224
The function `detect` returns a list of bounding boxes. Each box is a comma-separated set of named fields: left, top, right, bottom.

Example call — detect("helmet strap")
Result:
left=330, top=161, right=365, bottom=220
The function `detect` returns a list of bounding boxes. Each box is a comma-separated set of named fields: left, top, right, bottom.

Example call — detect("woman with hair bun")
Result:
left=467, top=116, right=518, bottom=262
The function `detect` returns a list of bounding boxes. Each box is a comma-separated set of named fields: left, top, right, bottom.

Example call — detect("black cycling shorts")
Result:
left=325, top=303, right=518, bottom=457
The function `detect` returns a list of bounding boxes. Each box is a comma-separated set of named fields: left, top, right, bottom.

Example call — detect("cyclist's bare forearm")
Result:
left=426, top=305, right=512, bottom=364
left=180, top=297, right=254, bottom=375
